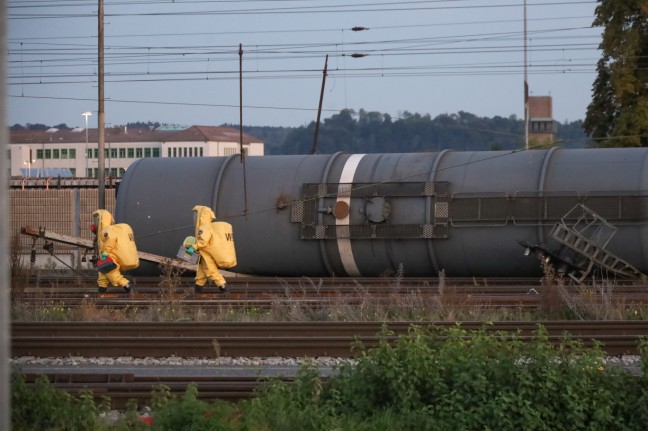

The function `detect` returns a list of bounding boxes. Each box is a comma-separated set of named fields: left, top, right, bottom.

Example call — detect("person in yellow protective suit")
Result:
left=92, top=209, right=139, bottom=294
left=185, top=205, right=228, bottom=294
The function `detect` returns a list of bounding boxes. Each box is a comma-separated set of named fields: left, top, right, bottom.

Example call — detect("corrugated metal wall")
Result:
left=10, top=189, right=116, bottom=255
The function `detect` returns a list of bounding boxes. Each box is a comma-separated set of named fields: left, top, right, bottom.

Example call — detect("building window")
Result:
left=136, top=148, right=143, bottom=158
left=173, top=148, right=177, bottom=157
left=53, top=149, right=60, bottom=159
left=36, top=149, right=43, bottom=159
left=44, top=149, right=51, bottom=159
left=144, top=148, right=152, bottom=158
left=167, top=148, right=171, bottom=157
left=86, top=149, right=92, bottom=159
left=189, top=148, right=193, bottom=157
left=86, top=168, right=93, bottom=177
left=200, top=147, right=203, bottom=157
left=183, top=148, right=187, bottom=157
left=110, top=148, right=117, bottom=158
left=119, top=148, right=126, bottom=158
left=61, top=149, right=68, bottom=159
left=93, top=149, right=99, bottom=158
left=153, top=148, right=160, bottom=157
left=127, top=148, right=134, bottom=158
left=69, top=149, right=76, bottom=159
left=70, top=168, right=76, bottom=176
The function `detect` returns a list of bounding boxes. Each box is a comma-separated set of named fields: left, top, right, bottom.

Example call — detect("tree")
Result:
left=583, top=1, right=648, bottom=147
left=25, top=123, right=48, bottom=130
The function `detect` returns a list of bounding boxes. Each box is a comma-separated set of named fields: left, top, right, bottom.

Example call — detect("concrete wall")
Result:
left=10, top=189, right=115, bottom=268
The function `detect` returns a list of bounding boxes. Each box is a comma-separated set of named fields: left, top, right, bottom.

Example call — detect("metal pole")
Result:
left=524, top=0, right=529, bottom=151
left=0, top=0, right=11, bottom=427
left=83, top=111, right=91, bottom=178
left=239, top=43, right=244, bottom=163
left=311, top=54, right=328, bottom=155
left=98, top=0, right=105, bottom=209
left=239, top=43, right=248, bottom=218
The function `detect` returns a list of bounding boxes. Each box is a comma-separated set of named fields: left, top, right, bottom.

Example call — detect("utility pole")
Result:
left=524, top=0, right=529, bottom=151
left=311, top=55, right=328, bottom=155
left=83, top=111, right=92, bottom=177
left=0, top=1, right=10, bottom=427
left=239, top=43, right=248, bottom=218
left=98, top=0, right=106, bottom=209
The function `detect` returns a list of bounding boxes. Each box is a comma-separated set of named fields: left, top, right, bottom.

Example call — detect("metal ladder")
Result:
left=549, top=204, right=643, bottom=281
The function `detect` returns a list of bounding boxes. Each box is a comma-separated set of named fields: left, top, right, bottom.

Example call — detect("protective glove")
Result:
left=101, top=253, right=108, bottom=260
left=187, top=246, right=195, bottom=255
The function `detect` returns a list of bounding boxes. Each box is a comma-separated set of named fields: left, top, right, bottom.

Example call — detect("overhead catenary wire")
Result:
left=6, top=1, right=602, bottom=104
left=6, top=20, right=603, bottom=93
left=7, top=0, right=599, bottom=19
left=7, top=0, right=604, bottom=139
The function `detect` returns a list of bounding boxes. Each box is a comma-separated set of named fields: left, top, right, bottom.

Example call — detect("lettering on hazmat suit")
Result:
left=190, top=205, right=236, bottom=291
left=92, top=209, right=139, bottom=292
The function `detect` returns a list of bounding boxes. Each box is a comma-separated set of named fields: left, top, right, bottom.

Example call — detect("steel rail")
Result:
left=12, top=321, right=648, bottom=357
left=20, top=372, right=277, bottom=407
left=13, top=279, right=648, bottom=311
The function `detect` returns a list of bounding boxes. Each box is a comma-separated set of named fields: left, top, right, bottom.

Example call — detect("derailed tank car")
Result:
left=115, top=149, right=648, bottom=278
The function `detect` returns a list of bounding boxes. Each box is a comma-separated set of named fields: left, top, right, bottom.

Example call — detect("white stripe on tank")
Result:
left=336, top=154, right=365, bottom=277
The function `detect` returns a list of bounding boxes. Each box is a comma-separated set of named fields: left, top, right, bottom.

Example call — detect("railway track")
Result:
left=13, top=320, right=647, bottom=357
left=13, top=276, right=648, bottom=308
left=12, top=276, right=648, bottom=406
left=13, top=320, right=647, bottom=406
left=19, top=372, right=285, bottom=405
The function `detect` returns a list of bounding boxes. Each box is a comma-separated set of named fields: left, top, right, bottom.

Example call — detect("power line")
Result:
left=8, top=1, right=598, bottom=19
left=7, top=93, right=340, bottom=113
left=7, top=15, right=596, bottom=42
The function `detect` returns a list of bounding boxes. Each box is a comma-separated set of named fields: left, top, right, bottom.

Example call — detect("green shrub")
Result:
left=242, top=324, right=648, bottom=430
left=11, top=327, right=648, bottom=430
left=241, top=365, right=336, bottom=431
left=12, top=374, right=102, bottom=431
left=150, top=384, right=236, bottom=431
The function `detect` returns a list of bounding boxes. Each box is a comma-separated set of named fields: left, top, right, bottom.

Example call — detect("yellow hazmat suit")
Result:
left=93, top=209, right=139, bottom=293
left=190, top=205, right=227, bottom=293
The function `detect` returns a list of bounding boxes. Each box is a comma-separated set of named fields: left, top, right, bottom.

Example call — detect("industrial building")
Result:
left=7, top=124, right=264, bottom=178
left=528, top=96, right=558, bottom=144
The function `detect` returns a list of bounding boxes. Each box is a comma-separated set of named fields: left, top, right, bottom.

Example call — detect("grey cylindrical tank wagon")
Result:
left=115, top=148, right=648, bottom=278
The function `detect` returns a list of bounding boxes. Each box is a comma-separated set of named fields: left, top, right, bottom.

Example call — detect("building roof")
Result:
left=19, top=167, right=74, bottom=178
left=10, top=125, right=262, bottom=145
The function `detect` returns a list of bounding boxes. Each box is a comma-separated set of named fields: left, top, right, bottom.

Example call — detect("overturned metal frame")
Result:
left=549, top=204, right=643, bottom=282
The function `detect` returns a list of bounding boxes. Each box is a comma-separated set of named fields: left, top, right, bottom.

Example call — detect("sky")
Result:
left=7, top=0, right=602, bottom=129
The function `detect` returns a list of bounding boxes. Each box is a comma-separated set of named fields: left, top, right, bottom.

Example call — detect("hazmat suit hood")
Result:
left=93, top=209, right=114, bottom=234
left=192, top=205, right=216, bottom=235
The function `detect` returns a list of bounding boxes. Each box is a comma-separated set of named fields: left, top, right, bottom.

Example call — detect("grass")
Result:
left=10, top=259, right=648, bottom=322
left=9, top=251, right=648, bottom=322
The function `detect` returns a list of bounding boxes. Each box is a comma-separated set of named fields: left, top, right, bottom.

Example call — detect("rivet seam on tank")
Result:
left=336, top=154, right=366, bottom=277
